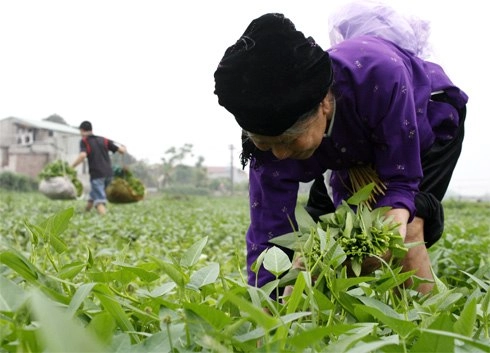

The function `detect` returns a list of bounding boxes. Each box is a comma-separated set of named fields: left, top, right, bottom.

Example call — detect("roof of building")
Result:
left=2, top=117, right=80, bottom=135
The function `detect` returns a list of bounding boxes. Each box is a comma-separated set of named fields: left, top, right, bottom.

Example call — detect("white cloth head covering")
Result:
left=328, top=0, right=432, bottom=58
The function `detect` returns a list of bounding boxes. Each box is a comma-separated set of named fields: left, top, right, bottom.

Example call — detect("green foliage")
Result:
left=106, top=167, right=145, bottom=203
left=0, top=171, right=38, bottom=192
left=430, top=201, right=490, bottom=288
left=162, top=185, right=210, bottom=196
left=272, top=184, right=407, bottom=277
left=112, top=167, right=145, bottom=196
left=0, top=190, right=489, bottom=352
left=319, top=194, right=406, bottom=276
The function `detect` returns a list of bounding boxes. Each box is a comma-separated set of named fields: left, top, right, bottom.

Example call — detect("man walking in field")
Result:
left=71, top=121, right=127, bottom=215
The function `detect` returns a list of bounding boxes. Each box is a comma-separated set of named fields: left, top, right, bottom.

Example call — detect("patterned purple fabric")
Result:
left=246, top=35, right=468, bottom=287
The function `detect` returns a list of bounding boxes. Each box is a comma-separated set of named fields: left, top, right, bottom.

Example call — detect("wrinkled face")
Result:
left=247, top=94, right=332, bottom=160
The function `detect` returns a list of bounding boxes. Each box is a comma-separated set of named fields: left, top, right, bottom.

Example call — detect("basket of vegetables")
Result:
left=106, top=166, right=145, bottom=203
left=38, top=160, right=83, bottom=200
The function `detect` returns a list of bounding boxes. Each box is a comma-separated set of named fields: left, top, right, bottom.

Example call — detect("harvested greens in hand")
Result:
left=271, top=183, right=408, bottom=278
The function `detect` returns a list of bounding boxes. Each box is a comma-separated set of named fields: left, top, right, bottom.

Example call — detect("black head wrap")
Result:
left=214, top=13, right=333, bottom=136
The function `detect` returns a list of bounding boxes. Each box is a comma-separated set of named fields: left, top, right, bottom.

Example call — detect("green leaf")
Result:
left=324, top=323, right=378, bottom=337
left=262, top=246, right=292, bottom=277
left=462, top=270, right=489, bottom=291
left=188, top=262, right=220, bottom=289
left=34, top=207, right=74, bottom=254
left=260, top=279, right=280, bottom=298
left=87, top=270, right=136, bottom=284
left=234, top=312, right=310, bottom=343
left=45, top=209, right=73, bottom=250
left=112, top=262, right=160, bottom=282
left=284, top=271, right=308, bottom=314
left=453, top=297, right=477, bottom=337
left=355, top=296, right=403, bottom=320
left=294, top=203, right=317, bottom=232
left=130, top=325, right=186, bottom=352
left=269, top=231, right=306, bottom=251
left=250, top=248, right=267, bottom=275
left=335, top=292, right=366, bottom=320
left=180, top=236, right=208, bottom=268
left=354, top=304, right=417, bottom=338
left=410, top=313, right=454, bottom=353
left=24, top=220, right=40, bottom=246
left=332, top=275, right=375, bottom=293
left=286, top=327, right=329, bottom=350
left=347, top=183, right=375, bottom=206
left=323, top=324, right=376, bottom=353
left=86, top=312, right=116, bottom=345
left=158, top=261, right=186, bottom=287
left=416, top=328, right=490, bottom=352
left=0, top=274, right=29, bottom=311
left=246, top=285, right=270, bottom=309
left=423, top=290, right=463, bottom=311
left=87, top=247, right=94, bottom=267
left=93, top=284, right=139, bottom=343
left=184, top=302, right=232, bottom=330
left=222, top=292, right=278, bottom=331
left=350, top=259, right=362, bottom=277
left=432, top=268, right=449, bottom=294
left=348, top=335, right=399, bottom=353
left=0, top=249, right=40, bottom=283
left=373, top=267, right=414, bottom=292
left=58, top=261, right=86, bottom=280
left=322, top=233, right=347, bottom=268
left=109, top=334, right=132, bottom=353
left=343, top=211, right=354, bottom=238
left=311, top=287, right=335, bottom=311
left=30, top=289, right=107, bottom=352
left=66, top=282, right=97, bottom=318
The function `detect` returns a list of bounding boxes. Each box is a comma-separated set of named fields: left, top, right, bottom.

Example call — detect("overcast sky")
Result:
left=0, top=0, right=488, bottom=196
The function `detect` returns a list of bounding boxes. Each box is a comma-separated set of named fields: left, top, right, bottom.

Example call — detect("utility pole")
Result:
left=229, top=144, right=234, bottom=195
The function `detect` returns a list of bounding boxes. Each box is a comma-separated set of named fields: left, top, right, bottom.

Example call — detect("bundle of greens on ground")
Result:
left=271, top=183, right=408, bottom=281
left=38, top=160, right=83, bottom=200
left=106, top=166, right=145, bottom=203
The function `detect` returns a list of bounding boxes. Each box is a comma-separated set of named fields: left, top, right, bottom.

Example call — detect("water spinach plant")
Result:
left=269, top=183, right=408, bottom=280
left=0, top=190, right=489, bottom=352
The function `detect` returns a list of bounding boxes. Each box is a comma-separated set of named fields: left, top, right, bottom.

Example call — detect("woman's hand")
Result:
left=385, top=208, right=410, bottom=240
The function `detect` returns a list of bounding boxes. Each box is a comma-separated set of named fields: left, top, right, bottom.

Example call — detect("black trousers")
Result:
left=305, top=93, right=466, bottom=248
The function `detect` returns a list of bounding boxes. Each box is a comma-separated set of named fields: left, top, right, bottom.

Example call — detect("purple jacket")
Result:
left=246, top=36, right=468, bottom=287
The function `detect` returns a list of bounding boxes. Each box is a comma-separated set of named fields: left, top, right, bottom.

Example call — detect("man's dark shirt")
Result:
left=80, top=135, right=119, bottom=180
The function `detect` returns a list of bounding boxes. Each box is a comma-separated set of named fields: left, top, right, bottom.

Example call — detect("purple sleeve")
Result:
left=245, top=159, right=302, bottom=288
left=363, top=60, right=422, bottom=219
left=328, top=36, right=467, bottom=220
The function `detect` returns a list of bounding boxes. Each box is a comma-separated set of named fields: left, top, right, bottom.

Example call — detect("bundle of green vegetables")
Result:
left=316, top=188, right=407, bottom=276
left=106, top=166, right=145, bottom=203
left=38, top=160, right=83, bottom=199
left=271, top=183, right=408, bottom=278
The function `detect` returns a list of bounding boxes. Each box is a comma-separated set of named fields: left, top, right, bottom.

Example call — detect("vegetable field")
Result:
left=0, top=190, right=489, bottom=352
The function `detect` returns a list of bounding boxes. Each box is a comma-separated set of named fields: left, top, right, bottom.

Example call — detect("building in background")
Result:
left=0, top=116, right=83, bottom=181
